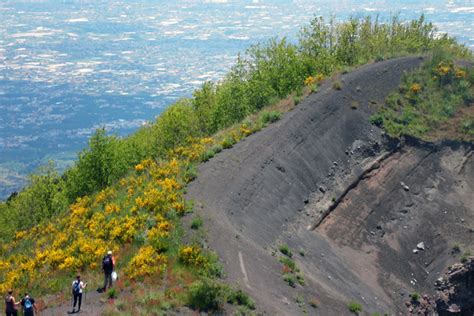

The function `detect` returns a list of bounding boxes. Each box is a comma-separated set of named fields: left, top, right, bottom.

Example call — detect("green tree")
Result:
left=0, top=162, right=68, bottom=241
left=193, top=81, right=217, bottom=134
left=65, top=128, right=130, bottom=198
left=153, top=99, right=201, bottom=154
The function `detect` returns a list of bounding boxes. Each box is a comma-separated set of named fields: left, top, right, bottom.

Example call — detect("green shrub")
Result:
left=460, top=119, right=474, bottom=136
left=295, top=294, right=305, bottom=308
left=153, top=99, right=201, bottom=154
left=283, top=274, right=296, bottom=287
left=107, top=288, right=117, bottom=299
left=200, top=149, right=215, bottom=162
left=279, top=244, right=293, bottom=257
left=227, top=289, right=256, bottom=309
left=211, top=144, right=223, bottom=154
left=221, top=136, right=236, bottom=149
left=410, top=292, right=420, bottom=302
left=187, top=279, right=224, bottom=311
left=191, top=217, right=203, bottom=230
left=296, top=273, right=305, bottom=286
left=348, top=301, right=363, bottom=314
left=184, top=164, right=198, bottom=183
left=260, top=111, right=282, bottom=125
left=279, top=257, right=297, bottom=272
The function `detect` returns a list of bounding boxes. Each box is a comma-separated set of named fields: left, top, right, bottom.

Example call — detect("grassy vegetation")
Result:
left=190, top=216, right=203, bottom=230
left=370, top=49, right=473, bottom=141
left=0, top=14, right=470, bottom=313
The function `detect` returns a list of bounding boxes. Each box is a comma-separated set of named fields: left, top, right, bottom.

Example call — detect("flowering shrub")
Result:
left=410, top=83, right=422, bottom=94
left=127, top=246, right=167, bottom=279
left=304, top=76, right=316, bottom=86
left=0, top=135, right=215, bottom=293
left=179, top=245, right=207, bottom=267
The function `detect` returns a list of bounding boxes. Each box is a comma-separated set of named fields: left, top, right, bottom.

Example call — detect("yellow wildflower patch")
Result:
left=127, top=246, right=167, bottom=279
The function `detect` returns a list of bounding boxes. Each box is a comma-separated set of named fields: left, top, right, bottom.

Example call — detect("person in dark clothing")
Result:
left=5, top=289, right=19, bottom=316
left=20, top=293, right=37, bottom=316
left=102, top=250, right=115, bottom=291
left=71, top=275, right=87, bottom=313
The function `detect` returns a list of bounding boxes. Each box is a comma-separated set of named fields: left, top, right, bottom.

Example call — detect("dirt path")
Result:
left=186, top=57, right=474, bottom=315
left=40, top=290, right=108, bottom=316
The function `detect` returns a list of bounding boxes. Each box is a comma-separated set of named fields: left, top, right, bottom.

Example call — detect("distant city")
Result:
left=1, top=0, right=473, bottom=199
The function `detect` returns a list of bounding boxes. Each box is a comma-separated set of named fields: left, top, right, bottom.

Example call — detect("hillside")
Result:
left=0, top=15, right=472, bottom=316
left=186, top=57, right=473, bottom=315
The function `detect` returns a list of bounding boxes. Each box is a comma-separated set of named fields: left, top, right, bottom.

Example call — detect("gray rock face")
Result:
left=185, top=57, right=474, bottom=315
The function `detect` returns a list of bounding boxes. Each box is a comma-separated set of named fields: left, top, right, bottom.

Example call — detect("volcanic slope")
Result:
left=186, top=56, right=473, bottom=315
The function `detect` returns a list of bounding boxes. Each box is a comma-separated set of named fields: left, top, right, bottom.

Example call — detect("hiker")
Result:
left=71, top=275, right=87, bottom=313
left=20, top=293, right=37, bottom=316
left=102, top=250, right=115, bottom=291
left=5, top=289, right=20, bottom=316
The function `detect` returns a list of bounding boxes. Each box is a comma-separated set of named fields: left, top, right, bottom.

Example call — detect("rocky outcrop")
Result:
left=436, top=257, right=474, bottom=315
left=406, top=258, right=474, bottom=315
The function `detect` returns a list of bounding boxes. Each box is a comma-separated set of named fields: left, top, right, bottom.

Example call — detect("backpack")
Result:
left=102, top=255, right=112, bottom=271
left=24, top=298, right=32, bottom=310
left=73, top=280, right=81, bottom=295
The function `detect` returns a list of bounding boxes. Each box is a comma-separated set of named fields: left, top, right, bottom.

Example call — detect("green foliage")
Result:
left=192, top=81, right=218, bottom=134
left=108, top=287, right=118, bottom=299
left=279, top=244, right=293, bottom=257
left=248, top=38, right=307, bottom=99
left=211, top=144, right=223, bottom=154
left=65, top=128, right=131, bottom=198
left=200, top=149, right=215, bottom=162
left=348, top=301, right=363, bottom=314
left=0, top=162, right=68, bottom=242
left=190, top=217, right=203, bottom=230
left=295, top=294, right=305, bottom=308
left=371, top=50, right=473, bottom=139
left=187, top=279, right=224, bottom=311
left=227, top=289, right=256, bottom=309
left=460, top=119, right=474, bottom=136
left=283, top=273, right=296, bottom=288
left=153, top=99, right=201, bottom=155
left=183, top=164, right=198, bottom=183
left=296, top=273, right=305, bottom=286
left=260, top=111, right=282, bottom=125
left=410, top=292, right=420, bottom=302
left=279, top=257, right=297, bottom=271
left=221, top=135, right=236, bottom=149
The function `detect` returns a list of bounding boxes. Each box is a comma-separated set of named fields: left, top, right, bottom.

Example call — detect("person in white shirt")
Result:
left=71, top=275, right=87, bottom=313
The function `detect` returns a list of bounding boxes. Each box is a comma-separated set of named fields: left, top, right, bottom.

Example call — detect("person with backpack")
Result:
left=19, top=293, right=37, bottom=316
left=5, top=289, right=20, bottom=316
left=102, top=250, right=115, bottom=291
left=71, top=275, right=87, bottom=314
